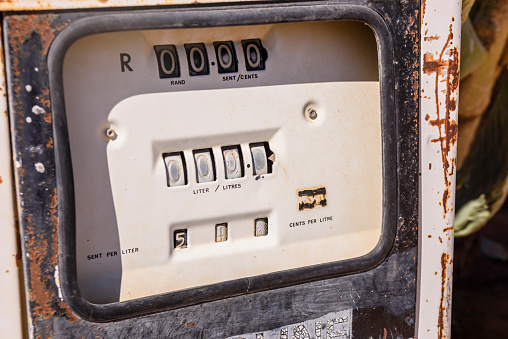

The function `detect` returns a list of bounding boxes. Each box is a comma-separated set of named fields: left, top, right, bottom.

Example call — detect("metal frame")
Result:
left=1, top=0, right=432, bottom=337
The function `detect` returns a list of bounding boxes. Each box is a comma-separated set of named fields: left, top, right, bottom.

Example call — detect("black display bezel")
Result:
left=48, top=3, right=397, bottom=322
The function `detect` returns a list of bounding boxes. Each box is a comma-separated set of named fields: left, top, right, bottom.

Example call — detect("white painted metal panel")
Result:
left=0, top=0, right=261, bottom=11
left=62, top=21, right=382, bottom=303
left=106, top=82, right=382, bottom=301
left=417, top=0, right=461, bottom=338
left=0, top=26, right=24, bottom=339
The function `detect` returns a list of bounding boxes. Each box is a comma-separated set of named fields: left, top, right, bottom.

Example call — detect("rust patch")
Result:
left=421, top=0, right=427, bottom=26
left=8, top=15, right=67, bottom=60
left=297, top=186, right=327, bottom=211
left=186, top=322, right=196, bottom=328
left=26, top=221, right=58, bottom=320
left=46, top=136, right=53, bottom=149
left=0, top=175, right=3, bottom=184
left=23, top=183, right=61, bottom=323
left=423, top=24, right=459, bottom=218
left=442, top=188, right=451, bottom=215
left=60, top=301, right=79, bottom=323
left=424, top=35, right=440, bottom=41
left=8, top=15, right=68, bottom=130
left=403, top=9, right=420, bottom=102
left=438, top=252, right=451, bottom=338
left=49, top=187, right=57, bottom=215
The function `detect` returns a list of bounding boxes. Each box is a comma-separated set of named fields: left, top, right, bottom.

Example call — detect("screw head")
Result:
left=307, top=108, right=318, bottom=120
left=105, top=128, right=117, bottom=140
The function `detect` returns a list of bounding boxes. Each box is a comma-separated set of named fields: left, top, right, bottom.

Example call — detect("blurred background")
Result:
left=452, top=202, right=508, bottom=337
left=453, top=0, right=508, bottom=335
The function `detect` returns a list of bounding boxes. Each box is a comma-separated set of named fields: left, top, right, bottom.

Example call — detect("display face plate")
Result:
left=62, top=20, right=384, bottom=304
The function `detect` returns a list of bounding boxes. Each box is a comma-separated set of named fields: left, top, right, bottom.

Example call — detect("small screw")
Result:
left=105, top=128, right=117, bottom=140
left=307, top=108, right=318, bottom=120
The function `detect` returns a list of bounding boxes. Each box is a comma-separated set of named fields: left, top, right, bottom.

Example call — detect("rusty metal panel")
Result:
left=416, top=0, right=461, bottom=338
left=3, top=1, right=421, bottom=337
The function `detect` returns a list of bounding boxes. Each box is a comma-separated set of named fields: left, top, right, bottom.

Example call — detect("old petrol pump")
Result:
left=0, top=0, right=461, bottom=338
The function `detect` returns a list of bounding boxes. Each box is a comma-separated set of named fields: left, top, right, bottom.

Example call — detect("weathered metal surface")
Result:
left=417, top=0, right=461, bottom=338
left=0, top=0, right=258, bottom=11
left=0, top=25, right=25, bottom=339
left=225, top=309, right=353, bottom=339
left=5, top=14, right=78, bottom=338
left=4, top=1, right=420, bottom=337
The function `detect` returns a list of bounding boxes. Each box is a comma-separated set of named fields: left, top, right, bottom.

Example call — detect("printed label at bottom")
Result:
left=226, top=309, right=352, bottom=339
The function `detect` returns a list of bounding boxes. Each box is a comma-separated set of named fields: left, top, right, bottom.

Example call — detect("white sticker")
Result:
left=226, top=309, right=352, bottom=339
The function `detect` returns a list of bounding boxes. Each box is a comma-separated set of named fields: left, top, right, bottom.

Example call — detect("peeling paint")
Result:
left=31, top=105, right=45, bottom=114
left=54, top=265, right=63, bottom=300
left=34, top=162, right=45, bottom=173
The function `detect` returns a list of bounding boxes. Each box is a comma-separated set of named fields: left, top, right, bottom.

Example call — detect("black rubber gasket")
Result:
left=48, top=2, right=397, bottom=322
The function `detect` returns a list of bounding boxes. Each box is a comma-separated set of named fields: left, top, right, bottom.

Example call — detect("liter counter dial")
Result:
left=193, top=149, right=215, bottom=183
left=163, top=143, right=271, bottom=187
left=222, top=146, right=243, bottom=179
left=163, top=152, right=186, bottom=187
